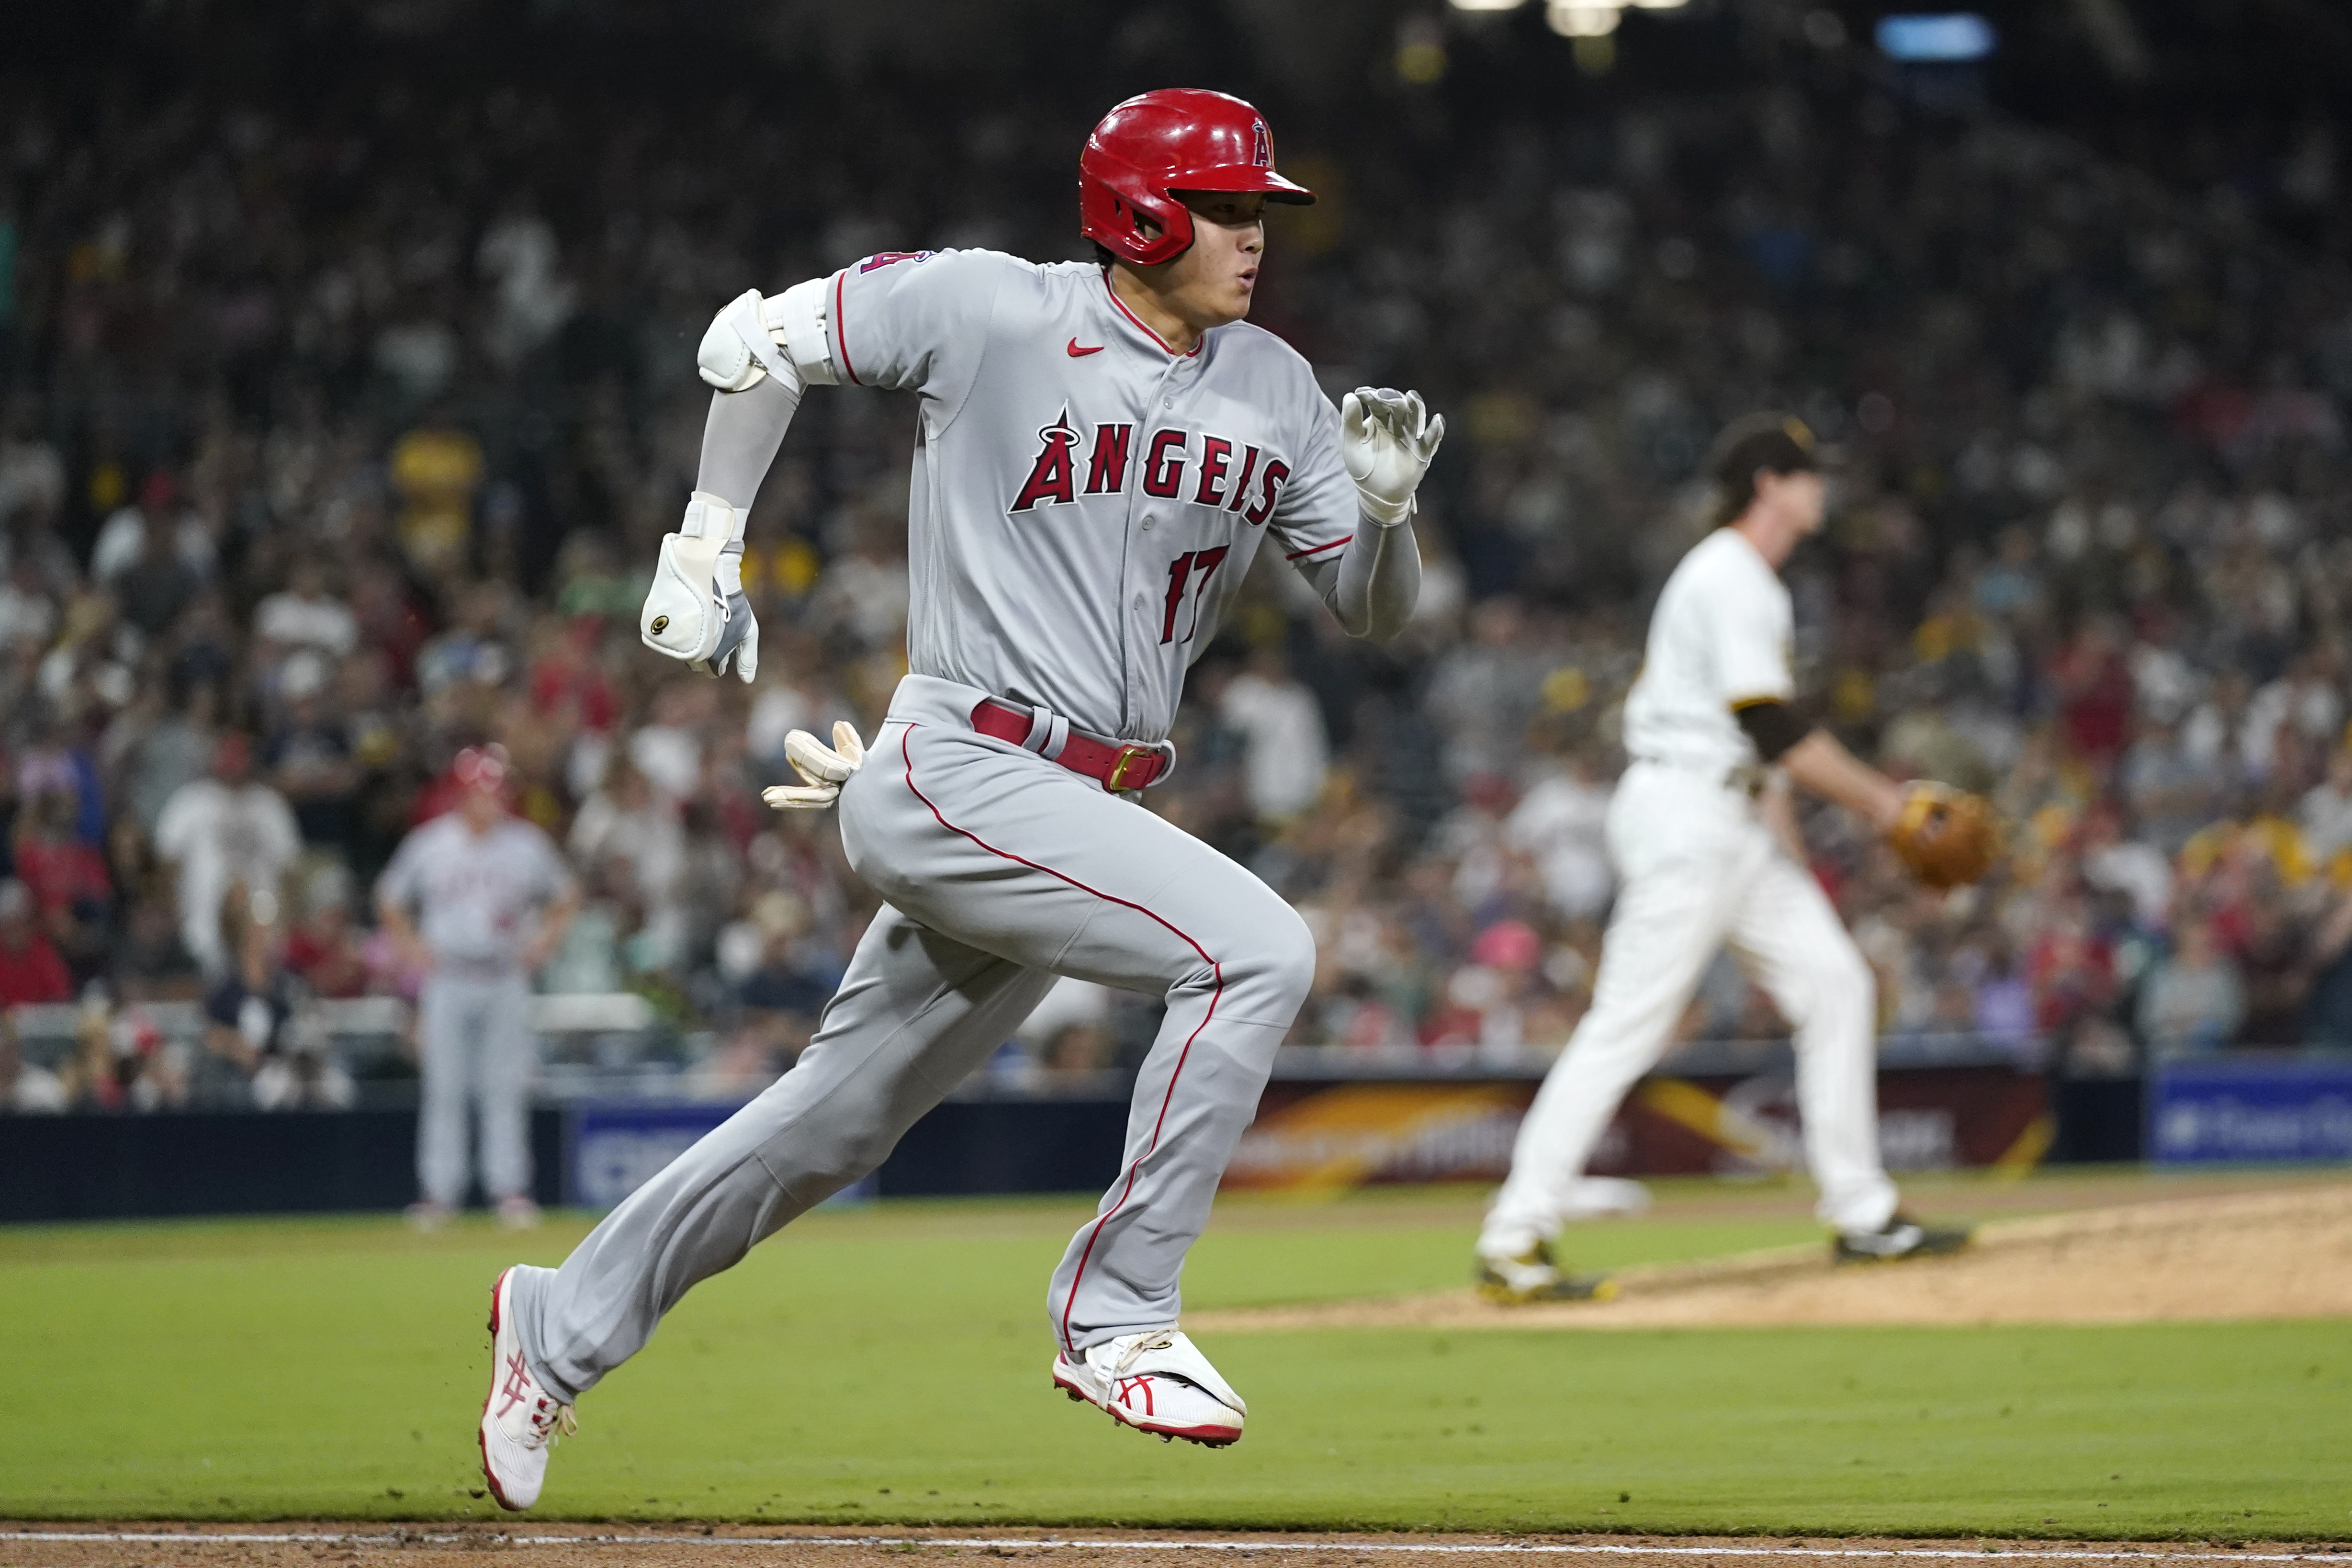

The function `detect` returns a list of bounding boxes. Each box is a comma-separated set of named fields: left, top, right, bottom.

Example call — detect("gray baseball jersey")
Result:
left=825, top=248, right=1357, bottom=742
left=377, top=814, right=574, bottom=969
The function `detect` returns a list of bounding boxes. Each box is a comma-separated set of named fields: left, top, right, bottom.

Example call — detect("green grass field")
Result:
left=1, top=1174, right=2345, bottom=1538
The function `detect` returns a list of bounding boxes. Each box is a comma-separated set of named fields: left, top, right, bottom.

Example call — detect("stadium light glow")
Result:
left=1447, top=0, right=1529, bottom=11
left=1874, top=12, right=1996, bottom=61
left=1623, top=0, right=1690, bottom=9
left=1546, top=0, right=1621, bottom=36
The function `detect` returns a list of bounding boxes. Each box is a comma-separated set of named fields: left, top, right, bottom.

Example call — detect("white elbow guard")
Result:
left=695, top=279, right=839, bottom=393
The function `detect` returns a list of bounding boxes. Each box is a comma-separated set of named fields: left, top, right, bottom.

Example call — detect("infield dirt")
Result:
left=9, top=1528, right=2352, bottom=1568
left=1188, top=1183, right=2352, bottom=1331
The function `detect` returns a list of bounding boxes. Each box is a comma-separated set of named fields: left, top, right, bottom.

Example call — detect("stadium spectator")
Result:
left=2298, top=746, right=2352, bottom=867
left=0, top=20, right=2349, bottom=1104
left=282, top=871, right=372, bottom=1000
left=2136, top=918, right=2247, bottom=1059
left=263, top=677, right=360, bottom=855
left=0, top=1023, right=69, bottom=1113
left=252, top=559, right=360, bottom=666
left=0, top=877, right=72, bottom=1006
left=1217, top=645, right=1330, bottom=825
left=154, top=733, right=302, bottom=979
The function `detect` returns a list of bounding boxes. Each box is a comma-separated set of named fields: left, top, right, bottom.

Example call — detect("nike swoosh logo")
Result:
left=1067, top=339, right=1105, bottom=357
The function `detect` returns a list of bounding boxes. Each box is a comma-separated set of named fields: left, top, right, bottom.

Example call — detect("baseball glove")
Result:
left=1887, top=782, right=2000, bottom=889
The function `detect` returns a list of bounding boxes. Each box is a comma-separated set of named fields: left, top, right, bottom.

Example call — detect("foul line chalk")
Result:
left=2, top=1535, right=2343, bottom=1561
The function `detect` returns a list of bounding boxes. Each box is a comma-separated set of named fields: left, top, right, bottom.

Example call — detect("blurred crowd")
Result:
left=2, top=24, right=2351, bottom=1115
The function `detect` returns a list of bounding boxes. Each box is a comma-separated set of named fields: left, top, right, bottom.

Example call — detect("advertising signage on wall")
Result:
left=2149, top=1057, right=2352, bottom=1164
left=1224, top=1066, right=2049, bottom=1193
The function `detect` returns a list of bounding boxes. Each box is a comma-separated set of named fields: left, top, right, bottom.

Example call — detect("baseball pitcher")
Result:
left=479, top=90, right=1443, bottom=1507
left=378, top=747, right=578, bottom=1231
left=1473, top=416, right=1992, bottom=1306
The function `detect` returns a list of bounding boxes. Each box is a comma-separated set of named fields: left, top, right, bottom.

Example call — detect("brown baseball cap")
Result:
left=1710, top=412, right=1819, bottom=487
left=1709, top=412, right=1820, bottom=523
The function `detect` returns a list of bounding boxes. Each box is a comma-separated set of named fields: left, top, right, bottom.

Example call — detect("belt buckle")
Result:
left=1105, top=745, right=1157, bottom=792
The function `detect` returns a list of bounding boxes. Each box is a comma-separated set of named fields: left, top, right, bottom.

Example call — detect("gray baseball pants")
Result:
left=417, top=970, right=538, bottom=1207
left=509, top=673, right=1316, bottom=1402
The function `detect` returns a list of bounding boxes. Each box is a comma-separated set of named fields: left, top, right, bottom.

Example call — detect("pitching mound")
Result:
left=1191, top=1182, right=2352, bottom=1332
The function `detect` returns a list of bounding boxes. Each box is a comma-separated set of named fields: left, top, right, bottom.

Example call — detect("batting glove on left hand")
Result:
left=641, top=492, right=760, bottom=684
left=763, top=721, right=867, bottom=811
left=1341, top=387, right=1445, bottom=527
left=689, top=571, right=759, bottom=683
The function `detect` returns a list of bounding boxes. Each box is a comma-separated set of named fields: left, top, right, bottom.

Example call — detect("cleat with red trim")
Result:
left=1052, top=1328, right=1245, bottom=1448
left=478, top=1267, right=577, bottom=1511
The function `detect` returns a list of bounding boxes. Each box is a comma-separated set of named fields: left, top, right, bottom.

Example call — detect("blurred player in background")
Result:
left=1475, top=416, right=1976, bottom=1305
left=378, top=746, right=578, bottom=1232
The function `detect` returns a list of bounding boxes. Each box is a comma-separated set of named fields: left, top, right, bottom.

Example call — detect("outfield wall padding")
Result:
left=0, top=1100, right=1124, bottom=1222
left=0, top=1065, right=2095, bottom=1222
left=0, top=1109, right=568, bottom=1221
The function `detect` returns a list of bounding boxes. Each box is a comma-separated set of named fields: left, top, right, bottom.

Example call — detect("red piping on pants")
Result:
left=898, top=723, right=1222, bottom=1354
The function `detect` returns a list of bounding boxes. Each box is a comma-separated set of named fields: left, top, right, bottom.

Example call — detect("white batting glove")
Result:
left=641, top=492, right=760, bottom=683
left=763, top=721, right=867, bottom=811
left=1341, top=387, right=1445, bottom=528
left=691, top=568, right=759, bottom=683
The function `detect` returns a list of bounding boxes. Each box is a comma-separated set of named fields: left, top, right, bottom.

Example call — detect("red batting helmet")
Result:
left=1079, top=89, right=1315, bottom=268
left=451, top=745, right=511, bottom=797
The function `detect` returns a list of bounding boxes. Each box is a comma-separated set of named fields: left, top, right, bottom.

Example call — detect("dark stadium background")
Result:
left=2, top=0, right=2350, bottom=1216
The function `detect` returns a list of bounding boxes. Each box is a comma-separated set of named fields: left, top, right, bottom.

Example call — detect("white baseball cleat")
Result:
left=1052, top=1328, right=1245, bottom=1448
left=478, top=1267, right=576, bottom=1511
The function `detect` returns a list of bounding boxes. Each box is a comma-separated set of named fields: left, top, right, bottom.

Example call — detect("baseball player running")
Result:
left=378, top=746, right=578, bottom=1231
left=478, top=89, right=1444, bottom=1508
left=1474, top=416, right=1989, bottom=1306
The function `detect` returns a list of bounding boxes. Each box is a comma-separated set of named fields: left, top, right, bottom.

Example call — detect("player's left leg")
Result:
left=507, top=905, right=1053, bottom=1405
left=480, top=974, right=539, bottom=1226
left=1725, top=855, right=1965, bottom=1259
left=1476, top=796, right=1761, bottom=1274
left=482, top=905, right=1054, bottom=1510
left=411, top=976, right=471, bottom=1226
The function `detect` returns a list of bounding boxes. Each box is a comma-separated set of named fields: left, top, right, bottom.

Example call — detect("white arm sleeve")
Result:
left=697, top=378, right=799, bottom=512
left=1294, top=514, right=1421, bottom=643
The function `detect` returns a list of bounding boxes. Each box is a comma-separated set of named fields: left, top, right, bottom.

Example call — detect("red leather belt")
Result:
left=969, top=699, right=1172, bottom=792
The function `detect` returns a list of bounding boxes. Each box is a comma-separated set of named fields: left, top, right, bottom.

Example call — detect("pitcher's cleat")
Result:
left=479, top=1267, right=577, bottom=1510
left=1475, top=1241, right=1619, bottom=1305
left=1833, top=1213, right=1973, bottom=1264
left=1053, top=1328, right=1245, bottom=1448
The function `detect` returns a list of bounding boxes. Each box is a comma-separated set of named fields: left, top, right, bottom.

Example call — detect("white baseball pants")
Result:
left=510, top=674, right=1315, bottom=1403
left=1480, top=762, right=1898, bottom=1256
left=416, top=970, right=539, bottom=1207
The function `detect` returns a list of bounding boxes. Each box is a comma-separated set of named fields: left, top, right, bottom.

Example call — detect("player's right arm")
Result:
left=1711, top=562, right=1905, bottom=834
left=640, top=250, right=1005, bottom=683
left=1774, top=726, right=1905, bottom=832
left=373, top=832, right=431, bottom=974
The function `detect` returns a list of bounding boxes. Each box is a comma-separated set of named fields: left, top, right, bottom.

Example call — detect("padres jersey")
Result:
left=822, top=249, right=1357, bottom=743
left=1621, top=527, right=1796, bottom=775
left=377, top=816, right=574, bottom=969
